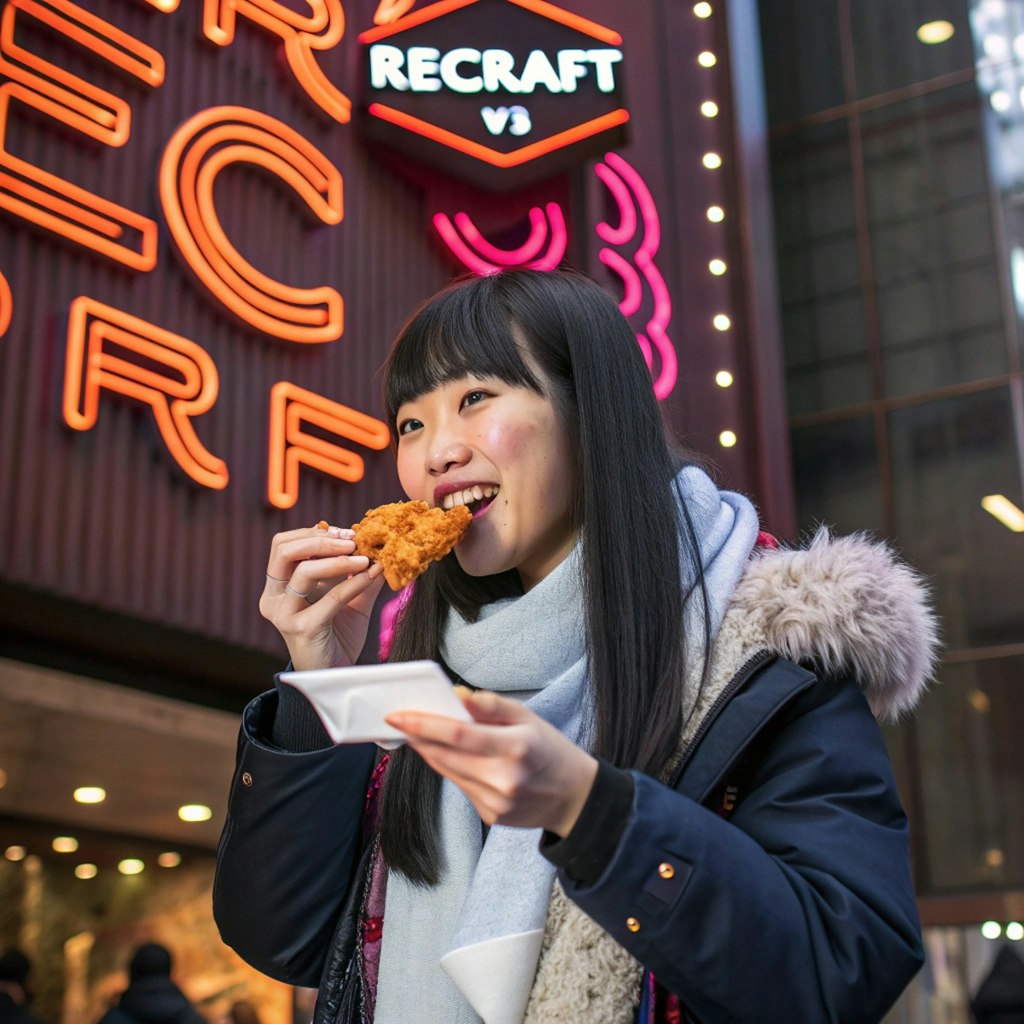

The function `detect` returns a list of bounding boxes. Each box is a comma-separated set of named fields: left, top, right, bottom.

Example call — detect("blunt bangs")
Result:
left=383, top=278, right=543, bottom=436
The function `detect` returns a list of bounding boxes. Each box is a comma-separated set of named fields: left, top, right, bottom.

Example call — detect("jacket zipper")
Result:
left=668, top=648, right=776, bottom=790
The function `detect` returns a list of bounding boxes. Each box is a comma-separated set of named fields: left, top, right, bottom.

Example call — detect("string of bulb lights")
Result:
left=692, top=2, right=737, bottom=451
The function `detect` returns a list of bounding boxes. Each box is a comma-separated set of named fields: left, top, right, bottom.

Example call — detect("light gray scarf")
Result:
left=374, top=466, right=759, bottom=1024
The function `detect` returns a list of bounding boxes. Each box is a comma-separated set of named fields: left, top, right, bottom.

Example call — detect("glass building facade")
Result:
left=758, top=0, right=1024, bottom=1016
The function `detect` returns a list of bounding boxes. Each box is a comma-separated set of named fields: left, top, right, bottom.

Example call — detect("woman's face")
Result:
left=394, top=368, right=577, bottom=591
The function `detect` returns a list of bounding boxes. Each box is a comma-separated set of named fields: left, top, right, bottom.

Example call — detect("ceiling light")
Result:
left=74, top=786, right=106, bottom=804
left=5, top=846, right=26, bottom=862
left=1008, top=922, right=1024, bottom=941
left=178, top=804, right=212, bottom=822
left=709, top=259, right=727, bottom=275
left=75, top=864, right=98, bottom=880
left=707, top=206, right=725, bottom=223
left=982, top=921, right=1002, bottom=940
left=693, top=2, right=712, bottom=17
left=118, top=858, right=145, bottom=875
left=697, top=51, right=717, bottom=68
left=719, top=430, right=737, bottom=448
left=52, top=836, right=79, bottom=853
left=968, top=689, right=991, bottom=713
left=983, top=32, right=1008, bottom=58
left=158, top=852, right=182, bottom=868
left=701, top=100, right=719, bottom=118
left=991, top=89, right=1012, bottom=112
left=702, top=152, right=722, bottom=169
left=713, top=314, right=732, bottom=331
left=917, top=21, right=955, bottom=44
left=981, top=494, right=1024, bottom=531
left=715, top=371, right=734, bottom=388
left=985, top=847, right=1004, bottom=867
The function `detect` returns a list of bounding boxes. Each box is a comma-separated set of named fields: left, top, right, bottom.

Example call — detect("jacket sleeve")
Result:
left=212, top=689, right=377, bottom=986
left=557, top=675, right=925, bottom=1024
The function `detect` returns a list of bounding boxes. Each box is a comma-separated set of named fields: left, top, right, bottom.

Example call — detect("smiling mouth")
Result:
left=441, top=484, right=499, bottom=518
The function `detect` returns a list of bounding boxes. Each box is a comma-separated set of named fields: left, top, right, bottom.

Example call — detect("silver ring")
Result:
left=266, top=572, right=288, bottom=583
left=285, top=584, right=314, bottom=602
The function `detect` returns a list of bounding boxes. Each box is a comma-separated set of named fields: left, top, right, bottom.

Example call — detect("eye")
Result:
left=397, top=417, right=423, bottom=436
left=461, top=389, right=489, bottom=408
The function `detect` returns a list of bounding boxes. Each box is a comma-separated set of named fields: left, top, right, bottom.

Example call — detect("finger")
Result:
left=312, top=562, right=386, bottom=611
left=386, top=710, right=521, bottom=758
left=267, top=530, right=358, bottom=578
left=462, top=690, right=533, bottom=726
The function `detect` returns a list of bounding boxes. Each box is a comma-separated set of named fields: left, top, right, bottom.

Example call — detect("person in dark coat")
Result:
left=97, top=944, right=205, bottom=1024
left=213, top=268, right=937, bottom=1024
left=973, top=946, right=1024, bottom=1024
left=0, top=950, right=43, bottom=1024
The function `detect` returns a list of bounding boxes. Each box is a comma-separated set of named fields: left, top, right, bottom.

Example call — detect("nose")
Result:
left=427, top=439, right=472, bottom=476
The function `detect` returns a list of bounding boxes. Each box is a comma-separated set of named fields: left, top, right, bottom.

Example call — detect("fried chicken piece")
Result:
left=352, top=500, right=472, bottom=590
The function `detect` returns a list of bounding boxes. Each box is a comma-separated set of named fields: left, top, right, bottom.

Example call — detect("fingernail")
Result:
left=328, top=526, right=355, bottom=539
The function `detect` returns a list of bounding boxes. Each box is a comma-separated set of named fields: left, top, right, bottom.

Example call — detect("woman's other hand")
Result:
left=385, top=692, right=599, bottom=838
left=260, top=524, right=386, bottom=671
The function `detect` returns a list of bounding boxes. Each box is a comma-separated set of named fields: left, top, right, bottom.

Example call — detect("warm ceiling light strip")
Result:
left=981, top=494, right=1024, bottom=532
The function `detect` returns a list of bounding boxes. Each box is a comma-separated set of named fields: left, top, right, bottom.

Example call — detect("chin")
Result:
left=454, top=547, right=511, bottom=580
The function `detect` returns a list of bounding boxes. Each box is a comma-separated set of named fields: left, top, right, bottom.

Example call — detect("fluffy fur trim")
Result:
left=730, top=528, right=940, bottom=721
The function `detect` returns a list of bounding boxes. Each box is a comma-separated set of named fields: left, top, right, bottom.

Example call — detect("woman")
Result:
left=214, top=268, right=937, bottom=1024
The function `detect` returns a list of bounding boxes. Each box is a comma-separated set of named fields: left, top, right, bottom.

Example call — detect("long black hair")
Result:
left=378, top=268, right=709, bottom=884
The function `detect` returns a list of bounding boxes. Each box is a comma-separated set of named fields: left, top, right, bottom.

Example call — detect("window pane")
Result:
left=772, top=121, right=872, bottom=415
left=862, top=83, right=1006, bottom=396
left=758, top=0, right=845, bottom=124
left=791, top=416, right=884, bottom=534
left=912, top=656, right=1024, bottom=891
left=849, top=0, right=975, bottom=99
left=889, top=388, right=1024, bottom=651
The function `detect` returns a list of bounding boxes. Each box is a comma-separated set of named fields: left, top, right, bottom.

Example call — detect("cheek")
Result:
left=395, top=452, right=419, bottom=499
left=482, top=420, right=538, bottom=466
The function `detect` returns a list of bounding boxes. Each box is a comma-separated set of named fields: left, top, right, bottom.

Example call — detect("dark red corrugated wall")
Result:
left=0, top=0, right=782, bottom=669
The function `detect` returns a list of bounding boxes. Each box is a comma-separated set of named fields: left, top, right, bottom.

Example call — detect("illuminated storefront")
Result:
left=1, top=0, right=1021, bottom=1022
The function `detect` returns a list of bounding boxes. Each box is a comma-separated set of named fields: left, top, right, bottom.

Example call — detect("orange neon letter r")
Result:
left=63, top=297, right=229, bottom=491
left=203, top=0, right=350, bottom=123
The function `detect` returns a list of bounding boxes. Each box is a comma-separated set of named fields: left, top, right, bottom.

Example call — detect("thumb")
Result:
left=463, top=689, right=531, bottom=725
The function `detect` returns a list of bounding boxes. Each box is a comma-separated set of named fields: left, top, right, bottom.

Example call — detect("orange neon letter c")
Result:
left=159, top=106, right=343, bottom=344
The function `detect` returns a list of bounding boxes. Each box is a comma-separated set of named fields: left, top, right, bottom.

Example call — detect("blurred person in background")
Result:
left=96, top=944, right=204, bottom=1024
left=0, top=949, right=42, bottom=1024
left=972, top=946, right=1024, bottom=1024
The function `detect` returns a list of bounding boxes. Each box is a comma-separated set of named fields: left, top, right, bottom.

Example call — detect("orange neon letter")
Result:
left=63, top=297, right=228, bottom=490
left=0, top=270, right=11, bottom=337
left=203, top=0, right=350, bottom=123
left=160, top=106, right=344, bottom=344
left=268, top=381, right=389, bottom=509
left=0, top=0, right=161, bottom=270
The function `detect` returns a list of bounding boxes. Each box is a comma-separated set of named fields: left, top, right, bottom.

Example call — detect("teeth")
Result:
left=442, top=485, right=498, bottom=509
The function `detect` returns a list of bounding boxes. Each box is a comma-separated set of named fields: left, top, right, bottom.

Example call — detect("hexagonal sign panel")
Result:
left=358, top=0, right=629, bottom=190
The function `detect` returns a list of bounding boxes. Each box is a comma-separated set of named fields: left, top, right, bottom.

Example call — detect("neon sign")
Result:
left=159, top=106, right=345, bottom=344
left=358, top=0, right=628, bottom=189
left=433, top=153, right=677, bottom=400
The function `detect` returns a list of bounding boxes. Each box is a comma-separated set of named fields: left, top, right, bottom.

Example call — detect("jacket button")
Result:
left=658, top=862, right=675, bottom=879
left=626, top=917, right=640, bottom=933
left=241, top=772, right=253, bottom=787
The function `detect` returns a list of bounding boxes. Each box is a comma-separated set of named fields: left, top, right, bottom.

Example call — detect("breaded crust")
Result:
left=352, top=500, right=472, bottom=590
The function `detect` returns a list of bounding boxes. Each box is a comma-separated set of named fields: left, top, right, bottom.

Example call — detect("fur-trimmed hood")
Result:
left=729, top=528, right=940, bottom=722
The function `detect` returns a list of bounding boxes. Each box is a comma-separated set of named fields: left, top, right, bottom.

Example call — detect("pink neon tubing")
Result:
left=433, top=202, right=567, bottom=275
left=594, top=162, right=636, bottom=246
